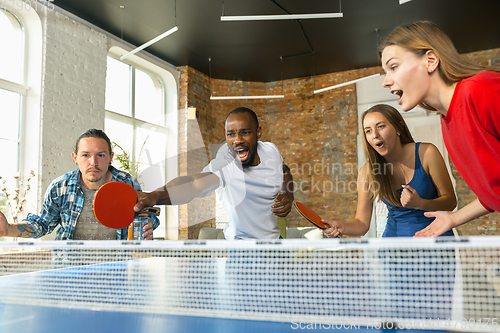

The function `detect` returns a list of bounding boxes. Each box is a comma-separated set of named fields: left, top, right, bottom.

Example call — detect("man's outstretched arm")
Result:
left=0, top=211, right=37, bottom=238
left=135, top=172, right=220, bottom=211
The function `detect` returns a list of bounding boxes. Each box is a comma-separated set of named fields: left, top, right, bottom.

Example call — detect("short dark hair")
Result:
left=74, top=129, right=113, bottom=155
left=225, top=107, right=259, bottom=130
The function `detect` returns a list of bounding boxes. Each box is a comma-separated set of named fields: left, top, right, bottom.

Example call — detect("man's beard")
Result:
left=85, top=168, right=104, bottom=182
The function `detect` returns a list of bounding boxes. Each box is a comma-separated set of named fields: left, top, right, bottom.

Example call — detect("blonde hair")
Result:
left=379, top=21, right=499, bottom=110
left=361, top=104, right=414, bottom=206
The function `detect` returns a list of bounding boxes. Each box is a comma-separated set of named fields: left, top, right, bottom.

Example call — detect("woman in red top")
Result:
left=379, top=21, right=500, bottom=236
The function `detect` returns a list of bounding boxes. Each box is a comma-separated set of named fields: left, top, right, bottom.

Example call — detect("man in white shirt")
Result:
left=134, top=107, right=293, bottom=239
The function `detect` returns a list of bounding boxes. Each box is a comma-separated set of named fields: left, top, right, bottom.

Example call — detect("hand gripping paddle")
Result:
left=293, top=201, right=327, bottom=230
left=93, top=181, right=160, bottom=229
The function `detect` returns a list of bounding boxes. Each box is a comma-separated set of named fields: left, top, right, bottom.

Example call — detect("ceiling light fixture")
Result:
left=210, top=95, right=284, bottom=100
left=221, top=13, right=343, bottom=21
left=399, top=0, right=412, bottom=4
left=313, top=73, right=381, bottom=94
left=120, top=0, right=178, bottom=60
left=120, top=26, right=178, bottom=60
left=220, top=0, right=343, bottom=21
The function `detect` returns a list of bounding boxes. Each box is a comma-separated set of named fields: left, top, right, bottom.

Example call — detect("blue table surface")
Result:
left=0, top=303, right=447, bottom=333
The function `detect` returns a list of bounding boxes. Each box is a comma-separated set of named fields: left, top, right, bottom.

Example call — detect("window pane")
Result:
left=0, top=89, right=20, bottom=140
left=105, top=114, right=134, bottom=173
left=0, top=140, right=19, bottom=190
left=135, top=126, right=166, bottom=168
left=105, top=57, right=131, bottom=116
left=135, top=69, right=163, bottom=125
left=104, top=55, right=168, bottom=238
left=0, top=10, right=23, bottom=83
left=135, top=126, right=166, bottom=192
left=0, top=140, right=18, bottom=223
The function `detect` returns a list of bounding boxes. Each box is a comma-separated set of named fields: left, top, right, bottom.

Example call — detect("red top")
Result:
left=442, top=71, right=500, bottom=212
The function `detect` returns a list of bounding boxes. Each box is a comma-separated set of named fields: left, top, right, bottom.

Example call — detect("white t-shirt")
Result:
left=202, top=141, right=283, bottom=240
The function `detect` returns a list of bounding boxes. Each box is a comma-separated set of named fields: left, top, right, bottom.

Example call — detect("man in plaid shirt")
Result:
left=0, top=129, right=159, bottom=240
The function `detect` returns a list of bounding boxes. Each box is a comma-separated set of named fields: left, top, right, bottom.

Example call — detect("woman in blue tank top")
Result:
left=322, top=105, right=458, bottom=320
left=323, top=104, right=456, bottom=238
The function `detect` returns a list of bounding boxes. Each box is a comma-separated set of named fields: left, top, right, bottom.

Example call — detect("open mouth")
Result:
left=375, top=141, right=384, bottom=149
left=391, top=89, right=403, bottom=104
left=234, top=147, right=249, bottom=161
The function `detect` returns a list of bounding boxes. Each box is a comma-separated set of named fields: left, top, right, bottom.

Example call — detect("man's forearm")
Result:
left=283, top=164, right=294, bottom=202
left=150, top=176, right=197, bottom=206
left=152, top=185, right=171, bottom=205
left=8, top=223, right=36, bottom=238
left=284, top=185, right=294, bottom=202
left=153, top=173, right=219, bottom=206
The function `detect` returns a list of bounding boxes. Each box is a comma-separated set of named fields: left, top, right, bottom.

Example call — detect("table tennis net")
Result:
left=0, top=236, right=499, bottom=332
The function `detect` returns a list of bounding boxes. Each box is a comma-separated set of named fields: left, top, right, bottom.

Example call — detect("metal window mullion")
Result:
left=130, top=66, right=137, bottom=160
left=105, top=109, right=165, bottom=131
left=16, top=93, right=23, bottom=174
left=0, top=92, right=23, bottom=175
left=0, top=78, right=29, bottom=96
left=0, top=137, right=21, bottom=143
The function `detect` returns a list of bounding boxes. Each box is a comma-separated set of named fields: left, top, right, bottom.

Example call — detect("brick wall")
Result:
left=451, top=159, right=500, bottom=236
left=180, top=54, right=500, bottom=237
left=178, top=66, right=217, bottom=239
left=39, top=10, right=107, bottom=193
left=206, top=68, right=382, bottom=231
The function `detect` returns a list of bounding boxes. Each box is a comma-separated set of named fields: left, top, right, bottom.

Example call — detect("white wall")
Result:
left=37, top=8, right=108, bottom=193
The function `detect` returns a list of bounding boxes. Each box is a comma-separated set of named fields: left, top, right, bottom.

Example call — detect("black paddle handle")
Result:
left=136, top=207, right=161, bottom=217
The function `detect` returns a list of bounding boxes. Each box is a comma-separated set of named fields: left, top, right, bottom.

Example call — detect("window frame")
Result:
left=0, top=6, right=43, bottom=229
left=104, top=53, right=171, bottom=239
left=106, top=45, right=179, bottom=240
left=105, top=54, right=167, bottom=177
left=0, top=8, right=26, bottom=177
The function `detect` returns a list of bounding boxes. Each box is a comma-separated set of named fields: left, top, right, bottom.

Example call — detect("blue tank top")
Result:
left=382, top=142, right=454, bottom=237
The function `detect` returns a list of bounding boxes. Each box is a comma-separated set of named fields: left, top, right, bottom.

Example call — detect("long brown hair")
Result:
left=378, top=21, right=499, bottom=110
left=361, top=104, right=414, bottom=206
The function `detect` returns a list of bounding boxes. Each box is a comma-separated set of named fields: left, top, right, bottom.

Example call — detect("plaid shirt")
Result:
left=24, top=166, right=160, bottom=240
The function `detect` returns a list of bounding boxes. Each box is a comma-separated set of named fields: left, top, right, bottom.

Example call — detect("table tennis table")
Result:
left=0, top=303, right=450, bottom=333
left=0, top=237, right=499, bottom=333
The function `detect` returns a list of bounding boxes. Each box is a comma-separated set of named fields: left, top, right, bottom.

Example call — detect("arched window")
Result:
left=0, top=9, right=26, bottom=219
left=0, top=6, right=42, bottom=227
left=105, top=51, right=177, bottom=239
left=0, top=9, right=24, bottom=83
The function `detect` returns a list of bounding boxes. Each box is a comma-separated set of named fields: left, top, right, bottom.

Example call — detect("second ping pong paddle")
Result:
left=93, top=181, right=160, bottom=229
left=294, top=202, right=327, bottom=230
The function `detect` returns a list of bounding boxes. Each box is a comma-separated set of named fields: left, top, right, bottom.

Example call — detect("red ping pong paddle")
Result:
left=93, top=181, right=160, bottom=229
left=294, top=202, right=327, bottom=230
